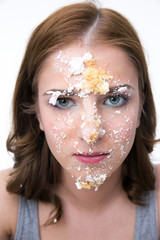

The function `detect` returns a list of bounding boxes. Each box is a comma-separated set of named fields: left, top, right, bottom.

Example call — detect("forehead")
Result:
left=38, top=44, right=138, bottom=90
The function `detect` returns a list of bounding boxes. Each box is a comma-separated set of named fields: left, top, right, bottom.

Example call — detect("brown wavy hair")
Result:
left=6, top=1, right=159, bottom=223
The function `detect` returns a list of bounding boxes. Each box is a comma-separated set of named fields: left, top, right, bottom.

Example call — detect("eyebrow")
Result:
left=44, top=84, right=135, bottom=96
left=108, top=84, right=135, bottom=93
left=44, top=89, right=79, bottom=96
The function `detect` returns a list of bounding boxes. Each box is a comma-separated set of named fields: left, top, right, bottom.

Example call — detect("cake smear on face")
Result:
left=46, top=51, right=113, bottom=103
left=45, top=50, right=136, bottom=191
left=75, top=174, right=107, bottom=191
left=46, top=51, right=114, bottom=191
left=46, top=51, right=113, bottom=147
left=38, top=45, right=140, bottom=193
left=68, top=52, right=113, bottom=95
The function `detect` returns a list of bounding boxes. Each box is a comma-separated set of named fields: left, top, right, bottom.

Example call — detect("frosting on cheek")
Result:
left=106, top=112, right=136, bottom=159
left=49, top=113, right=75, bottom=153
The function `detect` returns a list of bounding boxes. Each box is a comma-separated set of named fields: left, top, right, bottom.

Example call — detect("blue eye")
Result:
left=55, top=97, right=76, bottom=109
left=103, top=94, right=128, bottom=107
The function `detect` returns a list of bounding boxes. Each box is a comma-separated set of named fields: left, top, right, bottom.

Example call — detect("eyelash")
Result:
left=49, top=93, right=130, bottom=110
left=52, top=96, right=76, bottom=109
left=102, top=93, right=130, bottom=107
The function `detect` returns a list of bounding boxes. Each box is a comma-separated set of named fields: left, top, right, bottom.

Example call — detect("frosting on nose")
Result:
left=80, top=105, right=106, bottom=144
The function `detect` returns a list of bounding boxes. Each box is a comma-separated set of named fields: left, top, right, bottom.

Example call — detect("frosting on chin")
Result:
left=75, top=173, right=107, bottom=191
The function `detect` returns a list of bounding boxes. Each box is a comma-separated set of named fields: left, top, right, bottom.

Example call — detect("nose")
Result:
left=78, top=103, right=106, bottom=144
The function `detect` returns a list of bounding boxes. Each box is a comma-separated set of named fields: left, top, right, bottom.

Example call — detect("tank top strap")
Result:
left=14, top=196, right=40, bottom=240
left=134, top=190, right=159, bottom=240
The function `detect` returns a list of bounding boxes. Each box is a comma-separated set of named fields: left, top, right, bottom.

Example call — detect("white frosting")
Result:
left=55, top=50, right=63, bottom=59
left=75, top=173, right=107, bottom=191
left=115, top=110, right=121, bottom=114
left=46, top=91, right=62, bottom=106
left=117, top=86, right=128, bottom=92
left=68, top=52, right=93, bottom=75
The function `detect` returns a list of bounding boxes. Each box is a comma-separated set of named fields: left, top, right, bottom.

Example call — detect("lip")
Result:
left=74, top=153, right=109, bottom=164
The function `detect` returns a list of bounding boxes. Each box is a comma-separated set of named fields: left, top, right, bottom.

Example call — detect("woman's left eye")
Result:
left=103, top=94, right=129, bottom=107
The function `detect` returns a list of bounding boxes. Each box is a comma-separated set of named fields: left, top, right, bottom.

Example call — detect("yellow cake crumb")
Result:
left=84, top=59, right=97, bottom=68
left=86, top=131, right=99, bottom=144
left=82, top=59, right=112, bottom=95
left=85, top=167, right=92, bottom=172
left=86, top=121, right=90, bottom=126
left=78, top=181, right=94, bottom=189
left=76, top=181, right=101, bottom=190
left=94, top=117, right=101, bottom=127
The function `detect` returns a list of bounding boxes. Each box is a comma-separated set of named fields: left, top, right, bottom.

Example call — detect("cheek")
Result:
left=108, top=115, right=136, bottom=140
left=44, top=113, right=77, bottom=154
left=104, top=109, right=138, bottom=156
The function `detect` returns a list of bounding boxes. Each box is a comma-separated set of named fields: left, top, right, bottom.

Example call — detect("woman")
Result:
left=0, top=2, right=159, bottom=239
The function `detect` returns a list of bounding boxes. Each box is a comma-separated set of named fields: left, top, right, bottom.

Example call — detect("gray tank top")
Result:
left=14, top=191, right=159, bottom=240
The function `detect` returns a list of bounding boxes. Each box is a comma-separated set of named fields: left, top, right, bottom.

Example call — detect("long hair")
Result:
left=6, top=2, right=158, bottom=223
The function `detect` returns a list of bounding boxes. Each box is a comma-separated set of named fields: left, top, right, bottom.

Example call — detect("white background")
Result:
left=0, top=0, right=160, bottom=170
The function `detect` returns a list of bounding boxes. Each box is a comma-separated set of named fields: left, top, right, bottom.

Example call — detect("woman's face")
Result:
left=37, top=44, right=141, bottom=191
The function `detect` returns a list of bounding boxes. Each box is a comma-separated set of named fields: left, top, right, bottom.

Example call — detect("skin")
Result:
left=0, top=44, right=159, bottom=239
left=37, top=44, right=141, bottom=190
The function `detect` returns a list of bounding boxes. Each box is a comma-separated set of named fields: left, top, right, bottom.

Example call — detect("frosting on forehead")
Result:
left=68, top=52, right=113, bottom=95
left=82, top=59, right=111, bottom=94
left=69, top=52, right=92, bottom=75
left=46, top=51, right=113, bottom=106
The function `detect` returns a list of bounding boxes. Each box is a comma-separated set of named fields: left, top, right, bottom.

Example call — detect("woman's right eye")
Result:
left=54, top=97, right=76, bottom=109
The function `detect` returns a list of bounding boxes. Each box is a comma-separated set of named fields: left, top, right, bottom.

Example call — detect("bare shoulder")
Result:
left=155, top=164, right=160, bottom=193
left=0, top=168, right=19, bottom=239
left=155, top=164, right=160, bottom=237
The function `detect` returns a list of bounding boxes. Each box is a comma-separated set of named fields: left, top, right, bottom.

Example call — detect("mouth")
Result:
left=74, top=152, right=110, bottom=164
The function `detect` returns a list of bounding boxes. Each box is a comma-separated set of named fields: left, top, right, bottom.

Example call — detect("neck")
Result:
left=57, top=166, right=125, bottom=212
